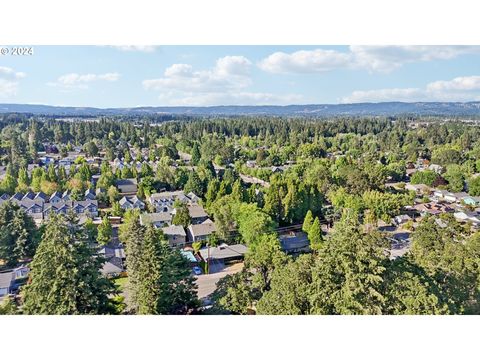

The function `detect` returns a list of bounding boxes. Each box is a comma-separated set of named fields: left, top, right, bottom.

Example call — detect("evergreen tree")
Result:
left=205, top=178, right=220, bottom=208
left=0, top=201, right=38, bottom=268
left=97, top=216, right=113, bottom=245
left=231, top=179, right=246, bottom=202
left=302, top=210, right=314, bottom=233
left=310, top=212, right=388, bottom=315
left=22, top=214, right=114, bottom=314
left=191, top=142, right=201, bottom=165
left=308, top=217, right=323, bottom=252
left=172, top=202, right=191, bottom=227
left=184, top=171, right=204, bottom=196
left=137, top=225, right=164, bottom=314
left=121, top=213, right=145, bottom=311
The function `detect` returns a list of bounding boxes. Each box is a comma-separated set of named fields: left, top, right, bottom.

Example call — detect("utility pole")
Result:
left=207, top=242, right=210, bottom=275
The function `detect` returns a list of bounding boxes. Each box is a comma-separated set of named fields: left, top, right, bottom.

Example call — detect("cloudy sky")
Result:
left=1, top=45, right=480, bottom=107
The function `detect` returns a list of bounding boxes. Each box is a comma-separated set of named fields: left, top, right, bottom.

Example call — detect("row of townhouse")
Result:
left=0, top=193, right=98, bottom=224
left=1, top=188, right=98, bottom=205
left=148, top=190, right=200, bottom=213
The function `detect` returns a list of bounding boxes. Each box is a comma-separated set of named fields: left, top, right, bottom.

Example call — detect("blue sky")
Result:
left=1, top=45, right=480, bottom=107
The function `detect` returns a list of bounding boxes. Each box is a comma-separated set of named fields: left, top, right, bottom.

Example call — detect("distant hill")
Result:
left=1, top=102, right=480, bottom=117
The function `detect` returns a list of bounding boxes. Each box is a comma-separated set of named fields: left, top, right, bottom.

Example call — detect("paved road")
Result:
left=195, top=262, right=244, bottom=299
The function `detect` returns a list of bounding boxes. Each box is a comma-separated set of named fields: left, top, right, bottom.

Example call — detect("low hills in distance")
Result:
left=1, top=102, right=480, bottom=117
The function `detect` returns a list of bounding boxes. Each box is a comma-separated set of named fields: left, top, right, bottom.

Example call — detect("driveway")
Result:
left=195, top=262, right=244, bottom=300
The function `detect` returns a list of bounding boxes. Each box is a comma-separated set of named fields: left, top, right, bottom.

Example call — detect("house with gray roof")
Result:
left=140, top=212, right=173, bottom=228
left=187, top=203, right=209, bottom=224
left=50, top=191, right=63, bottom=204
left=22, top=191, right=36, bottom=201
left=187, top=221, right=216, bottom=243
left=162, top=225, right=187, bottom=248
left=148, top=190, right=199, bottom=213
left=0, top=271, right=14, bottom=298
left=11, top=192, right=24, bottom=202
left=85, top=188, right=96, bottom=200
left=115, top=178, right=138, bottom=194
left=34, top=191, right=48, bottom=202
left=199, top=243, right=247, bottom=262
left=119, top=195, right=145, bottom=210
left=0, top=266, right=29, bottom=298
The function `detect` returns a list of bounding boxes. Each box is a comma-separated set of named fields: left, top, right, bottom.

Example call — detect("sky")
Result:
left=1, top=45, right=480, bottom=108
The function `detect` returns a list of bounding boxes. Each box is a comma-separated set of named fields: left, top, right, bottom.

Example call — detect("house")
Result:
left=58, top=157, right=74, bottom=167
left=34, top=192, right=48, bottom=202
left=199, top=243, right=247, bottom=263
left=99, top=246, right=124, bottom=276
left=461, top=195, right=480, bottom=207
left=0, top=266, right=29, bottom=298
left=412, top=202, right=454, bottom=216
left=50, top=191, right=63, bottom=204
left=433, top=189, right=449, bottom=200
left=443, top=192, right=469, bottom=203
left=0, top=271, right=14, bottom=298
left=246, top=160, right=257, bottom=168
left=39, top=156, right=55, bottom=166
left=115, top=178, right=138, bottom=194
left=187, top=222, right=216, bottom=243
left=279, top=231, right=310, bottom=254
left=148, top=190, right=198, bottom=213
left=119, top=195, right=145, bottom=210
left=0, top=193, right=10, bottom=201
left=454, top=211, right=480, bottom=225
left=77, top=200, right=98, bottom=217
left=21, top=199, right=44, bottom=222
left=22, top=191, right=36, bottom=201
left=85, top=188, right=96, bottom=200
left=162, top=225, right=187, bottom=248
left=62, top=190, right=71, bottom=201
left=11, top=192, right=24, bottom=202
left=187, top=203, right=209, bottom=224
left=405, top=183, right=432, bottom=195
left=140, top=212, right=173, bottom=228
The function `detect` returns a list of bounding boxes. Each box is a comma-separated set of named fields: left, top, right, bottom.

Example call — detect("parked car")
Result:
left=192, top=266, right=202, bottom=275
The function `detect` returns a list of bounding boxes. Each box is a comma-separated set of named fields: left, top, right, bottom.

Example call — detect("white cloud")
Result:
left=111, top=45, right=157, bottom=52
left=341, top=88, right=425, bottom=103
left=350, top=45, right=480, bottom=72
left=0, top=66, right=26, bottom=98
left=259, top=46, right=480, bottom=74
left=144, top=55, right=301, bottom=105
left=48, top=72, right=120, bottom=90
left=258, top=49, right=351, bottom=73
left=427, top=76, right=480, bottom=91
left=341, top=75, right=480, bottom=103
left=157, top=91, right=303, bottom=106
left=143, top=56, right=252, bottom=93
left=0, top=66, right=26, bottom=79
